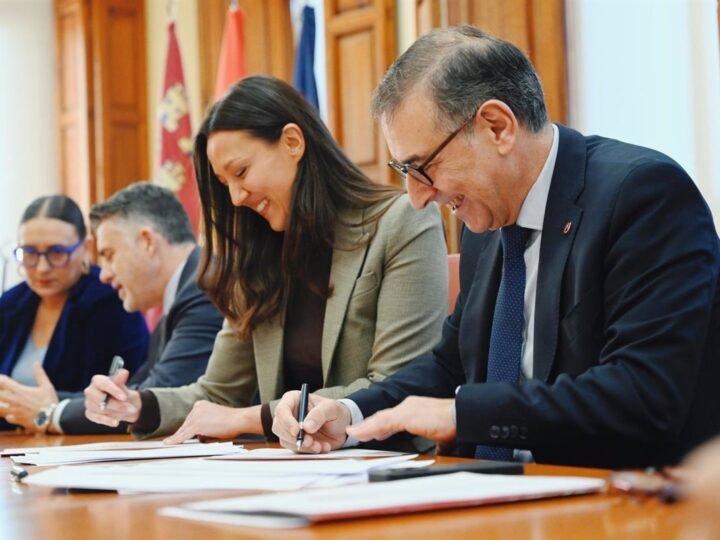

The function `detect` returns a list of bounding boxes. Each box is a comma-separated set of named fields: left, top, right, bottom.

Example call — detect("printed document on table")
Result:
left=1, top=440, right=207, bottom=457
left=22, top=454, right=422, bottom=493
left=160, top=472, right=607, bottom=528
left=12, top=441, right=242, bottom=465
left=210, top=448, right=412, bottom=460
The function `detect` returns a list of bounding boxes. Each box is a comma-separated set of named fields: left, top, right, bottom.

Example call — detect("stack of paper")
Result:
left=1, top=440, right=199, bottom=456
left=209, top=448, right=409, bottom=460
left=9, top=441, right=243, bottom=465
left=160, top=472, right=607, bottom=528
left=22, top=454, right=425, bottom=492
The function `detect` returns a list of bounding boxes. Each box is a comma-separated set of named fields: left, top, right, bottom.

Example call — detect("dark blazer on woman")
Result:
left=0, top=266, right=149, bottom=401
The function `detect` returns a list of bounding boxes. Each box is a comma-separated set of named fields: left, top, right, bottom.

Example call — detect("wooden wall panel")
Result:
left=337, top=30, right=377, bottom=174
left=54, top=0, right=147, bottom=210
left=416, top=0, right=441, bottom=36
left=91, top=0, right=148, bottom=201
left=446, top=0, right=568, bottom=124
left=325, top=0, right=396, bottom=184
left=55, top=0, right=94, bottom=212
left=197, top=0, right=227, bottom=114
left=197, top=0, right=293, bottom=115
left=337, top=0, right=372, bottom=11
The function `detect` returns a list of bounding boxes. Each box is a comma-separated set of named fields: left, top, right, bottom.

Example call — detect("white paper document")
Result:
left=12, top=441, right=242, bottom=465
left=22, top=454, right=420, bottom=492
left=1, top=440, right=204, bottom=457
left=210, top=448, right=411, bottom=460
left=160, top=472, right=606, bottom=528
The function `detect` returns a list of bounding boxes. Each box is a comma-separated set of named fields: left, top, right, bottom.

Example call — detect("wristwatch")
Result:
left=33, top=403, right=59, bottom=432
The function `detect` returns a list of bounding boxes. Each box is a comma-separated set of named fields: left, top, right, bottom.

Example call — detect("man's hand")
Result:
left=0, top=363, right=59, bottom=431
left=683, top=436, right=720, bottom=512
left=272, top=392, right=351, bottom=454
left=347, top=397, right=457, bottom=443
left=163, top=402, right=262, bottom=444
left=83, top=369, right=141, bottom=427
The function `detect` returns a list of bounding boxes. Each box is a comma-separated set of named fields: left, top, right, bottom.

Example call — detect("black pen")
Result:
left=296, top=383, right=309, bottom=451
left=100, top=356, right=124, bottom=410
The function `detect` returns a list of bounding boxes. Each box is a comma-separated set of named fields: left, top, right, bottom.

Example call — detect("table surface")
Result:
left=0, top=433, right=717, bottom=540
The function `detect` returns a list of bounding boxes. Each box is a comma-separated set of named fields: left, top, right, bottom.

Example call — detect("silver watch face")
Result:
left=34, top=409, right=49, bottom=429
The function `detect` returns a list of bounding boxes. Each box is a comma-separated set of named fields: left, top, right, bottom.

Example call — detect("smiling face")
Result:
left=206, top=126, right=305, bottom=232
left=95, top=217, right=163, bottom=312
left=18, top=217, right=87, bottom=299
left=382, top=92, right=521, bottom=233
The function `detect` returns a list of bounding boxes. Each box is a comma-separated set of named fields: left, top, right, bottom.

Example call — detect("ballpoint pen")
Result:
left=296, top=383, right=309, bottom=451
left=100, top=356, right=124, bottom=410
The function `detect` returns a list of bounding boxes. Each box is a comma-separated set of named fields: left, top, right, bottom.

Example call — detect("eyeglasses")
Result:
left=387, top=111, right=477, bottom=187
left=14, top=239, right=84, bottom=269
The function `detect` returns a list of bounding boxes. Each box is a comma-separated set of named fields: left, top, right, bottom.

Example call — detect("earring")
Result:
left=81, top=260, right=90, bottom=275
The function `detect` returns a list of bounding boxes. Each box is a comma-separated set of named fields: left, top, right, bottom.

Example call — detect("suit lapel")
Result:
left=321, top=206, right=370, bottom=382
left=533, top=125, right=587, bottom=382
left=129, top=315, right=167, bottom=385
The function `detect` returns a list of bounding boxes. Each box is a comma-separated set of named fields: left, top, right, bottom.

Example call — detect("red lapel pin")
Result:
left=563, top=222, right=572, bottom=235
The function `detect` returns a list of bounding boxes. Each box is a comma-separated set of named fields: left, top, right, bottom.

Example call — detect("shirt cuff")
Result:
left=337, top=398, right=363, bottom=448
left=49, top=399, right=69, bottom=434
left=132, top=390, right=161, bottom=433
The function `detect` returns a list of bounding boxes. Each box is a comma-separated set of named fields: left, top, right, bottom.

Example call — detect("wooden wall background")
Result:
left=54, top=0, right=567, bottom=254
left=54, top=0, right=147, bottom=214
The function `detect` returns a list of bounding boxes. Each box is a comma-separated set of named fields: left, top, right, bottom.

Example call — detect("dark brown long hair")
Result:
left=194, top=76, right=400, bottom=338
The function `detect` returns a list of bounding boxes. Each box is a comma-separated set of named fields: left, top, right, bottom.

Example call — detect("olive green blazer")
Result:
left=135, top=194, right=448, bottom=438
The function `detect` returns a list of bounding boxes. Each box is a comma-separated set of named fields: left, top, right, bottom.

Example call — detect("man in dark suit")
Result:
left=272, top=26, right=720, bottom=469
left=2, top=182, right=223, bottom=434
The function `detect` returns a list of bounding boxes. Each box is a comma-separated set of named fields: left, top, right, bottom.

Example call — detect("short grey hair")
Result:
left=372, top=26, right=548, bottom=133
left=90, top=182, right=195, bottom=244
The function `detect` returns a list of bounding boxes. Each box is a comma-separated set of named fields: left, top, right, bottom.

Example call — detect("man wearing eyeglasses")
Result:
left=272, top=26, right=720, bottom=469
left=0, top=183, right=223, bottom=434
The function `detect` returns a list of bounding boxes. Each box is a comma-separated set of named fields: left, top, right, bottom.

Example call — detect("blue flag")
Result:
left=293, top=6, right=319, bottom=109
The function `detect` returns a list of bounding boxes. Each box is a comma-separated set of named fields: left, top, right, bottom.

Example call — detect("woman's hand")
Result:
left=163, top=402, right=262, bottom=445
left=0, top=363, right=59, bottom=431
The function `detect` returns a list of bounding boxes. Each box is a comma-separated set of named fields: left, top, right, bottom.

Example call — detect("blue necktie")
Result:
left=475, top=225, right=530, bottom=461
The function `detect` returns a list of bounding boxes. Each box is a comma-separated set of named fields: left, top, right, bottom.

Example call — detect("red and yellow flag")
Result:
left=156, top=21, right=199, bottom=233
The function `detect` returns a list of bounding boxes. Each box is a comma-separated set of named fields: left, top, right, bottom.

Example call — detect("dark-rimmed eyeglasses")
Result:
left=388, top=111, right=477, bottom=187
left=14, top=239, right=84, bottom=269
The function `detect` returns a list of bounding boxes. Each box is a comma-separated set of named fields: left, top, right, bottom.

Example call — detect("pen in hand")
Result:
left=296, top=383, right=309, bottom=451
left=100, top=356, right=124, bottom=410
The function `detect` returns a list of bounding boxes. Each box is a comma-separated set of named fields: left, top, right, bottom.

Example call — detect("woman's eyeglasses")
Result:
left=14, top=239, right=84, bottom=269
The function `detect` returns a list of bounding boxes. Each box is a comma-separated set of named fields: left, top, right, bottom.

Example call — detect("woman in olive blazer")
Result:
left=83, top=76, right=447, bottom=443
left=137, top=194, right=446, bottom=439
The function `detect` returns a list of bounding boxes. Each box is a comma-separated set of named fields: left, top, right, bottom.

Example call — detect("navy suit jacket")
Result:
left=58, top=248, right=224, bottom=434
left=0, top=267, right=149, bottom=430
left=0, top=266, right=148, bottom=391
left=350, top=124, right=720, bottom=469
